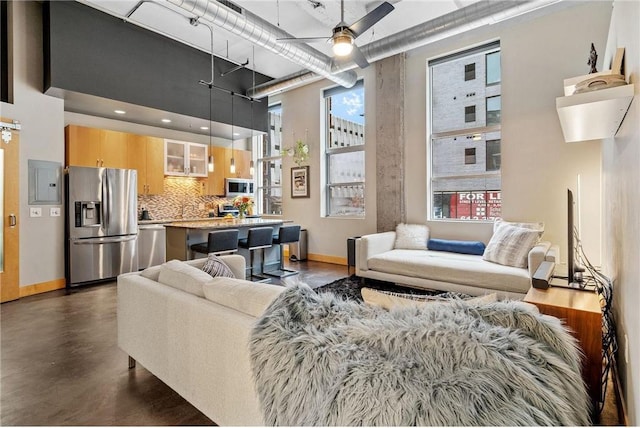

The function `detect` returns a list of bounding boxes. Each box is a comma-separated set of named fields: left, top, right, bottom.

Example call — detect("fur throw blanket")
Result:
left=250, top=284, right=590, bottom=426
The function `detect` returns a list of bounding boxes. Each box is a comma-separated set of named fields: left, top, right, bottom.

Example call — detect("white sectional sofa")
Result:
left=117, top=255, right=282, bottom=426
left=356, top=221, right=558, bottom=299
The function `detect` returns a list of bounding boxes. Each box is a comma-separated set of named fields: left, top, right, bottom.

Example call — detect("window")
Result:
left=464, top=105, right=476, bottom=123
left=486, top=96, right=501, bottom=126
left=256, top=104, right=283, bottom=215
left=486, top=51, right=501, bottom=85
left=323, top=80, right=365, bottom=217
left=464, top=148, right=476, bottom=164
left=464, top=63, right=475, bottom=81
left=429, top=41, right=501, bottom=221
left=486, top=139, right=501, bottom=171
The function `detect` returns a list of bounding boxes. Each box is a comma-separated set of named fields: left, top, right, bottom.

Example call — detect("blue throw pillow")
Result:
left=427, top=238, right=486, bottom=256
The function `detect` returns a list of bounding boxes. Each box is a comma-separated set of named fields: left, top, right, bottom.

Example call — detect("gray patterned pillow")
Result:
left=483, top=223, right=541, bottom=268
left=202, top=254, right=235, bottom=278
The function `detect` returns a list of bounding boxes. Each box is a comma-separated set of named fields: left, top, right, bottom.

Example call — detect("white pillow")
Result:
left=203, top=277, right=284, bottom=317
left=157, top=259, right=213, bottom=297
left=394, top=223, right=429, bottom=250
left=361, top=287, right=498, bottom=311
left=494, top=219, right=544, bottom=236
left=483, top=223, right=541, bottom=268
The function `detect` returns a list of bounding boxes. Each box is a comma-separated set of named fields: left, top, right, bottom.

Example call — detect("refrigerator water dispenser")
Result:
left=74, top=201, right=102, bottom=227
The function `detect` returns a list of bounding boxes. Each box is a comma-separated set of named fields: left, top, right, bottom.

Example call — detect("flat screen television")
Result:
left=567, top=188, right=585, bottom=287
left=567, top=188, right=576, bottom=286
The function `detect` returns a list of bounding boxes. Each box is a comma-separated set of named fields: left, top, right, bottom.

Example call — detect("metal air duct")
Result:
left=166, top=0, right=358, bottom=90
left=248, top=0, right=560, bottom=98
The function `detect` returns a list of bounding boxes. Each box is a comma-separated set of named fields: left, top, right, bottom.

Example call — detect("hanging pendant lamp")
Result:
left=230, top=91, right=236, bottom=174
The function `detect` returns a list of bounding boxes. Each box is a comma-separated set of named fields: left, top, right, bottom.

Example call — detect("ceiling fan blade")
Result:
left=347, top=1, right=394, bottom=38
left=276, top=36, right=329, bottom=44
left=350, top=45, right=370, bottom=69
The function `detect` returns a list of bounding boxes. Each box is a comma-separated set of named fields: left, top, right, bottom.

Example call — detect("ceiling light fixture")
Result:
left=162, top=118, right=171, bottom=123
left=201, top=126, right=209, bottom=130
left=114, top=109, right=126, bottom=114
left=332, top=33, right=354, bottom=56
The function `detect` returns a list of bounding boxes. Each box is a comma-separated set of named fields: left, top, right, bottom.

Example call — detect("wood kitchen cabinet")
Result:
left=127, top=134, right=164, bottom=195
left=226, top=148, right=253, bottom=179
left=201, top=147, right=254, bottom=196
left=202, top=146, right=227, bottom=196
left=65, top=125, right=128, bottom=168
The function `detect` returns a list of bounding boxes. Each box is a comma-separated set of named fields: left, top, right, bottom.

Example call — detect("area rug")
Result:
left=250, top=283, right=590, bottom=426
left=313, top=275, right=468, bottom=302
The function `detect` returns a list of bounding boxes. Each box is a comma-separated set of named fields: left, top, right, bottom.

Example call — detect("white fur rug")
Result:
left=250, top=283, right=590, bottom=426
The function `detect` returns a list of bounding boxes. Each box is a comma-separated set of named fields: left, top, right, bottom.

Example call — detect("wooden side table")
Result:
left=524, top=285, right=602, bottom=413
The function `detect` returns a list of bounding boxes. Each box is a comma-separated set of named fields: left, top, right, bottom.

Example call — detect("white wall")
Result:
left=269, top=66, right=378, bottom=259
left=2, top=1, right=66, bottom=288
left=602, top=0, right=640, bottom=423
left=275, top=1, right=611, bottom=265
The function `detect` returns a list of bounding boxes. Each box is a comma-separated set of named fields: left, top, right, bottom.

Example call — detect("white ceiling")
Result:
left=79, top=0, right=482, bottom=80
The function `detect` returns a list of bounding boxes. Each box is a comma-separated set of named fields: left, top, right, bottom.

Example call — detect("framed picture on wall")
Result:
left=291, top=166, right=310, bottom=198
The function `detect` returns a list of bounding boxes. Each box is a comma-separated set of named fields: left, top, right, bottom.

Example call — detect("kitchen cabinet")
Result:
left=201, top=147, right=254, bottom=196
left=202, top=146, right=228, bottom=196
left=66, top=125, right=129, bottom=168
left=128, top=134, right=164, bottom=195
left=164, top=139, right=208, bottom=177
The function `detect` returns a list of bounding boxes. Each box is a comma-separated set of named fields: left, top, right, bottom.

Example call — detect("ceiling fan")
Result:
left=276, top=0, right=395, bottom=69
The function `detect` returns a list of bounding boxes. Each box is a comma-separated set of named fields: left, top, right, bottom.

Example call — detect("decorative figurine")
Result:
left=588, top=43, right=598, bottom=73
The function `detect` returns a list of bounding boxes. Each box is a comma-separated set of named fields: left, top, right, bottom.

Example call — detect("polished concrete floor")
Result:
left=1, top=260, right=621, bottom=426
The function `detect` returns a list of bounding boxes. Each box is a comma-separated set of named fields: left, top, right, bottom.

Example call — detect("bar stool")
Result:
left=238, top=227, right=273, bottom=283
left=266, top=225, right=301, bottom=278
left=190, top=229, right=239, bottom=258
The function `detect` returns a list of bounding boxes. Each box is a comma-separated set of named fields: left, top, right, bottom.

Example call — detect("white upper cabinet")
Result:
left=164, top=139, right=208, bottom=177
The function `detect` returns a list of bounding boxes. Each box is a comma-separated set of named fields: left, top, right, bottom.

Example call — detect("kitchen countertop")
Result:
left=163, top=217, right=285, bottom=229
left=139, top=216, right=264, bottom=225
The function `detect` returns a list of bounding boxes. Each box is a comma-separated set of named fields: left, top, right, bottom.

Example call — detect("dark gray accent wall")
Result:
left=43, top=1, right=270, bottom=132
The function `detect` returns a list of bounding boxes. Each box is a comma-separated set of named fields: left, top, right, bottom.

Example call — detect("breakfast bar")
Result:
left=165, top=218, right=287, bottom=275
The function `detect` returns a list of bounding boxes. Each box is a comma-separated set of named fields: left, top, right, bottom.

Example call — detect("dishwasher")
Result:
left=138, top=224, right=166, bottom=269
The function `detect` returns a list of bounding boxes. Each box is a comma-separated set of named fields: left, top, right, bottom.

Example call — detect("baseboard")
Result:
left=283, top=248, right=348, bottom=266
left=613, top=362, right=629, bottom=426
left=19, top=278, right=66, bottom=297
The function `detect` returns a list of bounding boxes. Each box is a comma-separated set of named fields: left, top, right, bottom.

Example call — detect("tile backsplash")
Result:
left=138, top=177, right=227, bottom=220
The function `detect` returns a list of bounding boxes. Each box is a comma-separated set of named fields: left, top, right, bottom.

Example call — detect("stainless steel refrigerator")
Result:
left=65, top=166, right=138, bottom=286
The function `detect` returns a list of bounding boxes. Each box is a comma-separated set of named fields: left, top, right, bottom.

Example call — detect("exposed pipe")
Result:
left=165, top=0, right=358, bottom=89
left=249, top=0, right=560, bottom=98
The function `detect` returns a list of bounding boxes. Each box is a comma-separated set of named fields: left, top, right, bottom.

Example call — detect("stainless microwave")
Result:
left=225, top=178, right=255, bottom=198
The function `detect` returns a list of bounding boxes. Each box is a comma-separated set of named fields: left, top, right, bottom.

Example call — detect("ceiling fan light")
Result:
left=332, top=35, right=353, bottom=56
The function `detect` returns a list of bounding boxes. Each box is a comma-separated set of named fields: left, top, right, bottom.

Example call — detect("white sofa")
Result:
left=117, top=255, right=283, bottom=426
left=355, top=221, right=558, bottom=299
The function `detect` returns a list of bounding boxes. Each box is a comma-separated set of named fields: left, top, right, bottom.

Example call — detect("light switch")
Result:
left=30, top=207, right=42, bottom=217
left=50, top=207, right=61, bottom=217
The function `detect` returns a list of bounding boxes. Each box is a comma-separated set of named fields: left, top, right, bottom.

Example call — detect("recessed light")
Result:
left=200, top=126, right=209, bottom=130
left=233, top=132, right=240, bottom=136
left=162, top=119, right=172, bottom=123
left=114, top=110, right=126, bottom=114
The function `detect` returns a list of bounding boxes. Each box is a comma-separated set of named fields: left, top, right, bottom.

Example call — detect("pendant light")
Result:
left=249, top=45, right=255, bottom=177
left=207, top=82, right=214, bottom=172
left=230, top=91, right=236, bottom=174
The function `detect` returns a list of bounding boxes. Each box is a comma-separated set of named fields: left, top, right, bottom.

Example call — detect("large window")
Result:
left=256, top=104, right=283, bottom=215
left=323, top=80, right=365, bottom=217
left=429, top=42, right=501, bottom=221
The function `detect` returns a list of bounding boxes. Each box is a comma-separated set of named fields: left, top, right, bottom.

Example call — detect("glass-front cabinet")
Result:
left=164, top=139, right=208, bottom=177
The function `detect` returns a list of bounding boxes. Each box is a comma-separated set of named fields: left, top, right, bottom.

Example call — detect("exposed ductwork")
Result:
left=168, top=0, right=559, bottom=99
left=165, top=0, right=359, bottom=90
left=248, top=0, right=560, bottom=98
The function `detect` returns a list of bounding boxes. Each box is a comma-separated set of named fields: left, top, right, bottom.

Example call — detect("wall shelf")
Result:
left=556, top=83, right=634, bottom=143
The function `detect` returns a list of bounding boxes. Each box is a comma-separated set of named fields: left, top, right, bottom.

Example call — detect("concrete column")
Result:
left=375, top=53, right=405, bottom=232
